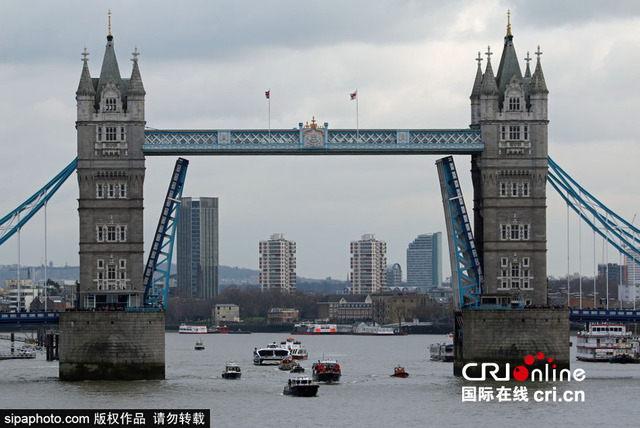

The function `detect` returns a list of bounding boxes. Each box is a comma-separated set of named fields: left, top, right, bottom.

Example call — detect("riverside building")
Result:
left=350, top=234, right=387, bottom=294
left=259, top=233, right=297, bottom=293
left=406, top=233, right=442, bottom=292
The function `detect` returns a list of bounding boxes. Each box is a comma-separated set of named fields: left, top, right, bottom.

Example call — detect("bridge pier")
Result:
left=59, top=311, right=165, bottom=381
left=454, top=308, right=570, bottom=377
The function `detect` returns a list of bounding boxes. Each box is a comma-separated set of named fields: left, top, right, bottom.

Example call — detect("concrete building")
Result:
left=76, top=29, right=146, bottom=309
left=212, top=303, right=240, bottom=325
left=619, top=250, right=640, bottom=306
left=386, top=263, right=403, bottom=288
left=406, top=233, right=442, bottom=291
left=350, top=234, right=387, bottom=294
left=259, top=233, right=296, bottom=293
left=469, top=21, right=549, bottom=306
left=4, top=279, right=38, bottom=312
left=177, top=197, right=219, bottom=298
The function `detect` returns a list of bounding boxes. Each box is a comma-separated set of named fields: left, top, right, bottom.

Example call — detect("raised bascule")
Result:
left=7, top=14, right=640, bottom=379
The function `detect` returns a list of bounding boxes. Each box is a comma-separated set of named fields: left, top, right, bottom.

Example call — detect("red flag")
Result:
left=350, top=90, right=357, bottom=100
left=265, top=90, right=270, bottom=99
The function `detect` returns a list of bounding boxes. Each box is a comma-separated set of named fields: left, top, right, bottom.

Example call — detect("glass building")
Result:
left=406, top=232, right=442, bottom=291
left=177, top=197, right=219, bottom=298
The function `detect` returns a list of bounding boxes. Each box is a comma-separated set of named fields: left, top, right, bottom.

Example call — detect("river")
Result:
left=1, top=333, right=639, bottom=427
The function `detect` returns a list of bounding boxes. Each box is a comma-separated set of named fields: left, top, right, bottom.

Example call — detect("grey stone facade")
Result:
left=76, top=33, right=146, bottom=308
left=470, top=28, right=549, bottom=306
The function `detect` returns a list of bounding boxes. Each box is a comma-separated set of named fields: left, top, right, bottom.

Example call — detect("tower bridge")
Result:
left=5, top=16, right=615, bottom=379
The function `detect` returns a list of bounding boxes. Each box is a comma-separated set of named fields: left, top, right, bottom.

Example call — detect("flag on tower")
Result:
left=350, top=90, right=357, bottom=100
left=265, top=90, right=270, bottom=99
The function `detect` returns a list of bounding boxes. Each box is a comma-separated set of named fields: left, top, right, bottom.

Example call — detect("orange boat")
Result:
left=391, top=365, right=409, bottom=378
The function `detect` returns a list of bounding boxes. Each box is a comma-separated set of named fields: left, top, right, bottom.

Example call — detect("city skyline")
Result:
left=2, top=2, right=640, bottom=281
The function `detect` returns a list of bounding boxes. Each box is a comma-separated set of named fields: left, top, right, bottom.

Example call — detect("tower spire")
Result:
left=507, top=10, right=512, bottom=36
left=108, top=10, right=112, bottom=36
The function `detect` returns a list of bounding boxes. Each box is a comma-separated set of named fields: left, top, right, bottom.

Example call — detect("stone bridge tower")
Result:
left=75, top=23, right=146, bottom=309
left=470, top=19, right=549, bottom=306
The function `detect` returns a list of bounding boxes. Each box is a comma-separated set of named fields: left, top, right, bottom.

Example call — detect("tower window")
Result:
left=522, top=182, right=530, bottom=197
left=500, top=126, right=507, bottom=140
left=499, top=182, right=508, bottom=197
left=96, top=183, right=104, bottom=198
left=119, top=183, right=127, bottom=198
left=509, top=97, right=521, bottom=111
left=105, top=98, right=117, bottom=112
left=106, top=127, right=117, bottom=141
left=509, top=126, right=521, bottom=140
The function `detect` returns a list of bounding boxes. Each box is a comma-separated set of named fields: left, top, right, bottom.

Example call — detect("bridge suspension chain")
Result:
left=0, top=158, right=77, bottom=247
left=548, top=157, right=640, bottom=266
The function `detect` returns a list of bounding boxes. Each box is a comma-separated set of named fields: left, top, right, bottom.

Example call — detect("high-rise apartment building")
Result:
left=406, top=232, right=442, bottom=291
left=350, top=234, right=387, bottom=294
left=259, top=233, right=297, bottom=293
left=177, top=197, right=219, bottom=298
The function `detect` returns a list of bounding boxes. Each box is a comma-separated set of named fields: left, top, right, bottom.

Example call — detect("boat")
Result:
left=609, top=339, right=640, bottom=364
left=283, top=377, right=319, bottom=397
left=391, top=365, right=409, bottom=377
left=208, top=325, right=229, bottom=334
left=279, top=357, right=295, bottom=371
left=179, top=324, right=208, bottom=334
left=312, top=359, right=341, bottom=383
left=576, top=322, right=636, bottom=362
left=352, top=322, right=397, bottom=335
left=194, top=339, right=205, bottom=351
left=222, top=361, right=242, bottom=379
left=290, top=362, right=305, bottom=373
left=429, top=342, right=454, bottom=362
left=253, top=342, right=291, bottom=365
left=292, top=323, right=338, bottom=334
left=281, top=337, right=308, bottom=360
left=0, top=346, right=37, bottom=360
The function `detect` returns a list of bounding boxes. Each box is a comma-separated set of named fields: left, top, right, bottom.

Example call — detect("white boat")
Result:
left=179, top=324, right=208, bottom=334
left=429, top=342, right=454, bottom=362
left=576, top=322, right=635, bottom=362
left=194, top=339, right=205, bottom=350
left=352, top=322, right=396, bottom=335
left=281, top=337, right=308, bottom=360
left=253, top=342, right=291, bottom=365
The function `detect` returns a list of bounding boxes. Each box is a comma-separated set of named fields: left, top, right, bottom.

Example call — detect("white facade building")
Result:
left=350, top=234, right=387, bottom=294
left=259, top=233, right=297, bottom=293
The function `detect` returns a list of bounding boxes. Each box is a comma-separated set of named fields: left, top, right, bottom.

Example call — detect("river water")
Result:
left=1, top=333, right=639, bottom=427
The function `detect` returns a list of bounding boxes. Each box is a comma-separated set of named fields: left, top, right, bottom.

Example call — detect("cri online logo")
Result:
left=463, top=352, right=585, bottom=382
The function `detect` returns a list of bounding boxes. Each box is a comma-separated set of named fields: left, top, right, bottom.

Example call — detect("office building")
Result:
left=386, top=263, right=403, bottom=288
left=177, top=197, right=219, bottom=298
left=407, top=232, right=442, bottom=291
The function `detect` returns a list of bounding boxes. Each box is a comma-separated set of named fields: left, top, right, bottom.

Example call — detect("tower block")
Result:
left=456, top=19, right=569, bottom=377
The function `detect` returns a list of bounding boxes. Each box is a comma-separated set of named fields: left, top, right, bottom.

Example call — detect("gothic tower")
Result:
left=75, top=20, right=146, bottom=309
left=470, top=17, right=549, bottom=306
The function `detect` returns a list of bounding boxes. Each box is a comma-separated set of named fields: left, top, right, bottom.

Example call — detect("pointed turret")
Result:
left=128, top=48, right=145, bottom=96
left=481, top=51, right=499, bottom=95
left=127, top=47, right=146, bottom=120
left=77, top=47, right=96, bottom=121
left=470, top=52, right=484, bottom=126
left=530, top=47, right=548, bottom=94
left=76, top=47, right=96, bottom=97
left=523, top=51, right=532, bottom=79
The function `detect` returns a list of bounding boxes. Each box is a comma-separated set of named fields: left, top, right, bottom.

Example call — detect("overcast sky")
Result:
left=1, top=1, right=640, bottom=282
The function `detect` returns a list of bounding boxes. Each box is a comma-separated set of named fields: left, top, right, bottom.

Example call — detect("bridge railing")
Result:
left=569, top=308, right=640, bottom=322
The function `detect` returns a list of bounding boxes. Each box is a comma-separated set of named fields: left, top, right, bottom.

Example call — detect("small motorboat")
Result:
left=312, top=359, right=341, bottom=383
left=290, top=362, right=305, bottom=373
left=222, top=361, right=242, bottom=379
left=279, top=357, right=295, bottom=371
left=391, top=365, right=409, bottom=377
left=283, top=377, right=319, bottom=397
left=194, top=339, right=205, bottom=351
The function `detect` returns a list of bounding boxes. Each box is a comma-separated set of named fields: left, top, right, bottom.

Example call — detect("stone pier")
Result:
left=59, top=311, right=165, bottom=381
left=454, top=308, right=570, bottom=377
